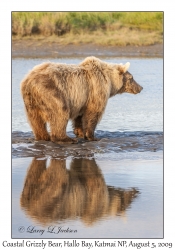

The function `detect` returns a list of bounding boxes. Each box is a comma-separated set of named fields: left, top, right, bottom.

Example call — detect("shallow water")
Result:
left=12, top=130, right=163, bottom=159
left=12, top=154, right=163, bottom=238
left=12, top=57, right=163, bottom=238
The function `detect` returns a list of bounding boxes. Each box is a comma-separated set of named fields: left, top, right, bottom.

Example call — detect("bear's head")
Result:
left=117, top=62, right=143, bottom=94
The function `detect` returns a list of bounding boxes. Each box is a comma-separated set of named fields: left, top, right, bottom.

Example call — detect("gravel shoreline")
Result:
left=12, top=131, right=163, bottom=159
left=12, top=40, right=163, bottom=58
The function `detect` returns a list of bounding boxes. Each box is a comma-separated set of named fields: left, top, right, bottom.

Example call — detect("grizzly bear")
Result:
left=20, top=56, right=143, bottom=143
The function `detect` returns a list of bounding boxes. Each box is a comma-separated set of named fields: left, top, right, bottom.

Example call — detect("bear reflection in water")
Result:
left=21, top=158, right=139, bottom=225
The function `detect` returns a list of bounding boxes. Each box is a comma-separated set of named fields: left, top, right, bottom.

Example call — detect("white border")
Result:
left=1, top=1, right=175, bottom=248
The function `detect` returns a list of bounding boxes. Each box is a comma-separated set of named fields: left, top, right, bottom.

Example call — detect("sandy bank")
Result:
left=12, top=40, right=163, bottom=58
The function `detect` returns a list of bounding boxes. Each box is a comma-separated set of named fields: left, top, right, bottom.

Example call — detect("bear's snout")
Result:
left=138, top=85, right=143, bottom=93
left=134, top=82, right=143, bottom=94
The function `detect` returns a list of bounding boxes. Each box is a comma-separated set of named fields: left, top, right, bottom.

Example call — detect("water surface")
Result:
left=12, top=154, right=163, bottom=238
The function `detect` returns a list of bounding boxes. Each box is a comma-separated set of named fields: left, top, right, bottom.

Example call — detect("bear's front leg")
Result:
left=72, top=116, right=84, bottom=138
left=82, top=110, right=100, bottom=141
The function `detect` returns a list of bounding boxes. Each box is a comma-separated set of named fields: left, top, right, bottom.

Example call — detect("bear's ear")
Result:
left=123, top=62, right=130, bottom=73
left=118, top=62, right=130, bottom=74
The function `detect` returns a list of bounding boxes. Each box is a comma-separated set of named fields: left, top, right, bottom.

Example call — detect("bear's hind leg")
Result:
left=72, top=116, right=84, bottom=138
left=49, top=112, right=77, bottom=144
left=25, top=107, right=50, bottom=141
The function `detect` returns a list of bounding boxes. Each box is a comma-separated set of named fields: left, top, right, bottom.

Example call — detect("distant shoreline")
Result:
left=12, top=40, right=163, bottom=59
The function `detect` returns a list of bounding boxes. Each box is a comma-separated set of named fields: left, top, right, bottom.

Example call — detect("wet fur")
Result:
left=21, top=56, right=143, bottom=142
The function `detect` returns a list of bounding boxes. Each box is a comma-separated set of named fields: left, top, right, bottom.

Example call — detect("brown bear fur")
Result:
left=20, top=56, right=143, bottom=143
